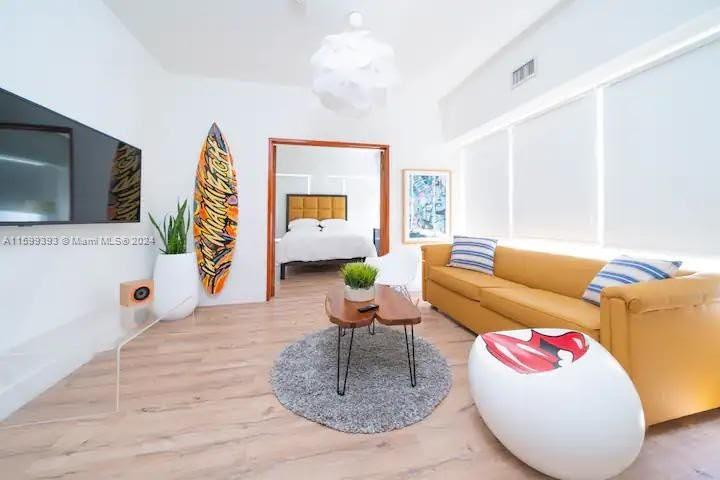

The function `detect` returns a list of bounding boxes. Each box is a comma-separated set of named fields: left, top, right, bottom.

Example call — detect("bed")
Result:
left=277, top=194, right=378, bottom=279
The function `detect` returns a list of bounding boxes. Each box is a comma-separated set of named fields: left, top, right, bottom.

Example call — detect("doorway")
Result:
left=267, top=138, right=390, bottom=300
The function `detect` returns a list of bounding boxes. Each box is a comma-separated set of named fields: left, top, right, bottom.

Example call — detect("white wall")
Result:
left=0, top=0, right=164, bottom=352
left=275, top=146, right=380, bottom=237
left=441, top=0, right=720, bottom=140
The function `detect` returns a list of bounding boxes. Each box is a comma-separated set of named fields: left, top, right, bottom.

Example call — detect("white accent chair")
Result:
left=365, top=248, right=419, bottom=299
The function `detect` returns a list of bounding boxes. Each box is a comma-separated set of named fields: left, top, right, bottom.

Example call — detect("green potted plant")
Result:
left=149, top=199, right=198, bottom=320
left=340, top=262, right=379, bottom=302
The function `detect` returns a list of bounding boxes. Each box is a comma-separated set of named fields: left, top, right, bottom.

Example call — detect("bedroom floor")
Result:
left=1, top=270, right=719, bottom=479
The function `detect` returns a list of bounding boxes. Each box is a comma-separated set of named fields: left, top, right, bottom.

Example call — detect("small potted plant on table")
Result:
left=341, top=262, right=379, bottom=302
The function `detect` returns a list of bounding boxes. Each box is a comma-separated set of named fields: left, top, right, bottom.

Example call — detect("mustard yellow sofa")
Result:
left=422, top=243, right=720, bottom=426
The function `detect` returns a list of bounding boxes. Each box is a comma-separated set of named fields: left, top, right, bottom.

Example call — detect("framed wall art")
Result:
left=402, top=169, right=451, bottom=243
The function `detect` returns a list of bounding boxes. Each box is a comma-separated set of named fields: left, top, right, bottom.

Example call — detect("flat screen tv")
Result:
left=0, top=87, right=141, bottom=225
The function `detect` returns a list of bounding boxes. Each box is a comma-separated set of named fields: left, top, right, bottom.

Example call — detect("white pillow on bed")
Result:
left=288, top=218, right=320, bottom=231
left=320, top=219, right=348, bottom=230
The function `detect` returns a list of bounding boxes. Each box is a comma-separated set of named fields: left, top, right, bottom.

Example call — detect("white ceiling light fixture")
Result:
left=311, top=11, right=399, bottom=117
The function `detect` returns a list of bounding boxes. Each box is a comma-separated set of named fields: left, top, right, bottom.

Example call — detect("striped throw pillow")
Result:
left=582, top=255, right=682, bottom=306
left=448, top=236, right=498, bottom=275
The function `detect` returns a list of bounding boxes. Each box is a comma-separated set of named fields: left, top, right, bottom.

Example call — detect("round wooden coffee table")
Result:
left=324, top=285, right=421, bottom=395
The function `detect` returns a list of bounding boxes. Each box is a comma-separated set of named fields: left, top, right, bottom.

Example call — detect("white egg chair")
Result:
left=468, top=328, right=645, bottom=480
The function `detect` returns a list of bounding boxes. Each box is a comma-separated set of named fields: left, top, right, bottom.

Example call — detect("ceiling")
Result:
left=104, top=0, right=561, bottom=87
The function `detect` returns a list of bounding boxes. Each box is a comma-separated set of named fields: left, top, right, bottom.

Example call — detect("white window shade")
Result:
left=462, top=131, right=510, bottom=237
left=604, top=39, right=720, bottom=255
left=513, top=95, right=597, bottom=242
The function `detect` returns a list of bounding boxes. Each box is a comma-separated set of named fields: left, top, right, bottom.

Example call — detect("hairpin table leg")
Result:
left=337, top=325, right=355, bottom=395
left=404, top=324, right=417, bottom=387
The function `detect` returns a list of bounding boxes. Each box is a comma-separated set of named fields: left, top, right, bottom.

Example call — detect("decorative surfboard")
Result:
left=194, top=123, right=238, bottom=295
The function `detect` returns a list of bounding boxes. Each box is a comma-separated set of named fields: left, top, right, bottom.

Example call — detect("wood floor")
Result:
left=1, top=266, right=719, bottom=479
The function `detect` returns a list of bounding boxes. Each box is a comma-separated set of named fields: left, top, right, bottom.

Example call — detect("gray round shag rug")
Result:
left=270, top=325, right=452, bottom=433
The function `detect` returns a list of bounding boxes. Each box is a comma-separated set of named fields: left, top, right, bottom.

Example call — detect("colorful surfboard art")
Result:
left=194, top=123, right=238, bottom=295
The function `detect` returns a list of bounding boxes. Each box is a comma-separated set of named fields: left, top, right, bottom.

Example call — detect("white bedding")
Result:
left=277, top=228, right=377, bottom=264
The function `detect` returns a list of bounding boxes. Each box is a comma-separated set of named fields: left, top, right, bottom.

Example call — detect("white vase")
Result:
left=344, top=285, right=375, bottom=302
left=152, top=252, right=199, bottom=321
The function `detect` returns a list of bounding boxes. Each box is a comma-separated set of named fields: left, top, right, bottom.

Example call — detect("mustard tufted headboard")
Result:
left=286, top=194, right=347, bottom=230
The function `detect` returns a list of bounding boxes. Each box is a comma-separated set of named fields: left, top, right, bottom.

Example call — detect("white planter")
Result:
left=152, top=252, right=199, bottom=321
left=344, top=285, right=375, bottom=302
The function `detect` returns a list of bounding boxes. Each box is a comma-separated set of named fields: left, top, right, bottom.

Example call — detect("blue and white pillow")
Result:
left=448, top=236, right=498, bottom=275
left=582, top=255, right=682, bottom=306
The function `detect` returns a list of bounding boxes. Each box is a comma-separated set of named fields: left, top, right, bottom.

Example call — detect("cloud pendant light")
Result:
left=311, top=12, right=399, bottom=117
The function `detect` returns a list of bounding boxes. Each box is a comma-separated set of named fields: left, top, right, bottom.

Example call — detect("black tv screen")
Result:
left=0, top=87, right=141, bottom=225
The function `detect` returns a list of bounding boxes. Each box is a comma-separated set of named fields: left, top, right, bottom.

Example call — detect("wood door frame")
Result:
left=267, top=138, right=390, bottom=301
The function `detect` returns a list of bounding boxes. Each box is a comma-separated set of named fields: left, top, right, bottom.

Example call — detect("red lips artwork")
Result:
left=481, top=330, right=589, bottom=374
